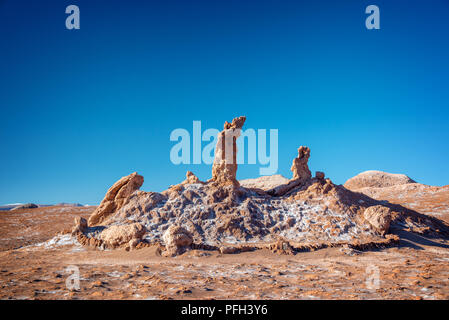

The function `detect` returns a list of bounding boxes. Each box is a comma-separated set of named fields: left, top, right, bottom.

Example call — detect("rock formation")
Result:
left=99, top=222, right=146, bottom=249
left=291, top=146, right=312, bottom=182
left=211, top=116, right=246, bottom=186
left=182, top=171, right=203, bottom=185
left=344, top=170, right=415, bottom=190
left=72, top=116, right=449, bottom=256
left=363, top=205, right=392, bottom=235
left=344, top=171, right=449, bottom=224
left=239, top=174, right=289, bottom=191
left=162, top=225, right=193, bottom=256
left=71, top=217, right=87, bottom=235
left=88, top=172, right=144, bottom=226
left=267, top=146, right=313, bottom=196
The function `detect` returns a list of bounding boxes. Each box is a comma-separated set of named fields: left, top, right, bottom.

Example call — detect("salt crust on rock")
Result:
left=74, top=117, right=449, bottom=255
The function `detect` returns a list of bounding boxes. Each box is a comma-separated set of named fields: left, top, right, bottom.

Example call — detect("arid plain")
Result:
left=1, top=117, right=448, bottom=300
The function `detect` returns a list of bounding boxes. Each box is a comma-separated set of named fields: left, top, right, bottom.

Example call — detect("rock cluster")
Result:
left=72, top=116, right=449, bottom=256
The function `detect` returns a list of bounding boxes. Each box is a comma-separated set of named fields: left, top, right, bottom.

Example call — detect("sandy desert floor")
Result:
left=1, top=205, right=449, bottom=300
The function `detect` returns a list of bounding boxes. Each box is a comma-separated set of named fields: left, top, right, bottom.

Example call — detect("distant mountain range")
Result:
left=0, top=203, right=88, bottom=211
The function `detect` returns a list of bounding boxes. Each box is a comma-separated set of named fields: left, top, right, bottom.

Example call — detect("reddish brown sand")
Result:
left=0, top=206, right=93, bottom=251
left=0, top=204, right=448, bottom=300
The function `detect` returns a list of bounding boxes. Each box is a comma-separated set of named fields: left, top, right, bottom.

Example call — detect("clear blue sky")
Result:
left=1, top=0, right=448, bottom=205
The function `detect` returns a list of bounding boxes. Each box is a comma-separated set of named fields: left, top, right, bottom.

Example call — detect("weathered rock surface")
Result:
left=267, top=146, right=313, bottom=197
left=74, top=117, right=449, bottom=256
left=99, top=222, right=146, bottom=248
left=162, top=225, right=193, bottom=256
left=363, top=205, right=392, bottom=235
left=182, top=171, right=203, bottom=185
left=291, top=146, right=312, bottom=182
left=344, top=170, right=415, bottom=190
left=88, top=172, right=144, bottom=226
left=71, top=217, right=88, bottom=235
left=211, top=116, right=246, bottom=186
left=344, top=171, right=449, bottom=224
left=239, top=174, right=289, bottom=191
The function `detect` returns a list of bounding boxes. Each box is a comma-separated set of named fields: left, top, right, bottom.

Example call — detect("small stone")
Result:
left=315, top=171, right=325, bottom=180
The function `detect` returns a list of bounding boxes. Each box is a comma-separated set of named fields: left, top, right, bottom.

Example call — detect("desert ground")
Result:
left=0, top=180, right=448, bottom=300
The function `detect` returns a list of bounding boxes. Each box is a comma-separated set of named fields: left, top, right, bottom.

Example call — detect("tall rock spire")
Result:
left=211, top=116, right=246, bottom=186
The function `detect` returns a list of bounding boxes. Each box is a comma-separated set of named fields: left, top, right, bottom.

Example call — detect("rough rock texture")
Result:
left=269, top=238, right=295, bottom=255
left=99, top=222, right=146, bottom=248
left=344, top=171, right=449, bottom=225
left=182, top=171, right=203, bottom=185
left=71, top=217, right=88, bottom=235
left=162, top=225, right=193, bottom=256
left=80, top=177, right=448, bottom=254
left=267, top=179, right=302, bottom=197
left=74, top=117, right=449, bottom=256
left=363, top=205, right=391, bottom=235
left=344, top=170, right=415, bottom=190
left=239, top=174, right=289, bottom=191
left=291, top=146, right=312, bottom=182
left=89, top=172, right=144, bottom=226
left=211, top=116, right=246, bottom=186
left=266, top=146, right=314, bottom=197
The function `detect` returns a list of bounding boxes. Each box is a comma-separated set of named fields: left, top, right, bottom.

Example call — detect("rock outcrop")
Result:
left=344, top=170, right=415, bottom=191
left=162, top=225, right=193, bottom=256
left=182, top=171, right=203, bottom=185
left=239, top=174, right=289, bottom=191
left=344, top=171, right=449, bottom=224
left=268, top=146, right=313, bottom=196
left=74, top=116, right=449, bottom=256
left=88, top=172, right=144, bottom=226
left=363, top=205, right=392, bottom=235
left=71, top=217, right=88, bottom=235
left=211, top=116, right=246, bottom=186
left=99, top=222, right=146, bottom=248
left=291, top=146, right=312, bottom=182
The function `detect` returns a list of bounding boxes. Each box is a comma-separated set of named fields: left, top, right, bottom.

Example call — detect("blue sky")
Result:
left=0, top=0, right=448, bottom=205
